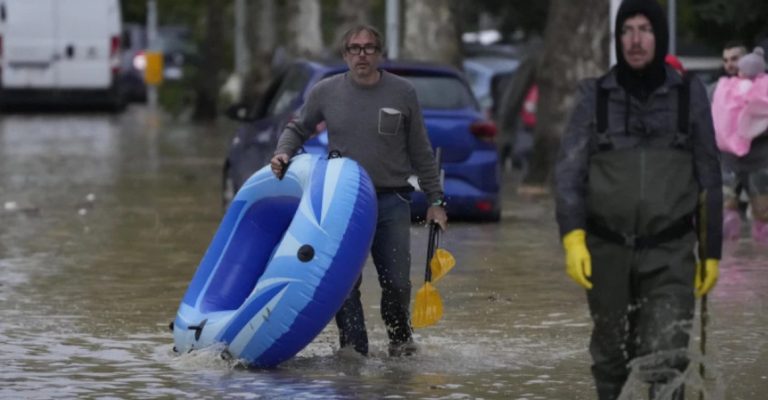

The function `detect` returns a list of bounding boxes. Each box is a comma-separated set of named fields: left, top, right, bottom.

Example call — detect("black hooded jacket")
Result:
left=555, top=0, right=723, bottom=259
left=614, top=0, right=668, bottom=101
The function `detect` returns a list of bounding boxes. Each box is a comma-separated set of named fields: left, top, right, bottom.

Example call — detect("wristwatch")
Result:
left=431, top=198, right=447, bottom=207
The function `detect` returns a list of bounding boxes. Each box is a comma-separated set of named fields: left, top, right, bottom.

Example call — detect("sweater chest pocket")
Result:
left=378, top=107, right=404, bottom=136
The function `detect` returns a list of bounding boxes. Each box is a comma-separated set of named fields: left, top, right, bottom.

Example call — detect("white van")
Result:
left=0, top=0, right=124, bottom=109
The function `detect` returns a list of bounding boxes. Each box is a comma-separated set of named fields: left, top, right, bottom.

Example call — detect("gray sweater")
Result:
left=275, top=70, right=443, bottom=203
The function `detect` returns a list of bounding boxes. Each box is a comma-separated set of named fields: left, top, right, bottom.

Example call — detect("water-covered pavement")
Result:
left=1, top=107, right=766, bottom=399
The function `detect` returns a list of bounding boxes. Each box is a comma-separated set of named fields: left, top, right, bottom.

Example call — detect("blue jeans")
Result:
left=334, top=192, right=413, bottom=355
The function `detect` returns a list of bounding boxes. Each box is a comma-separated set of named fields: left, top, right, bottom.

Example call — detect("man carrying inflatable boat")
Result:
left=271, top=24, right=448, bottom=357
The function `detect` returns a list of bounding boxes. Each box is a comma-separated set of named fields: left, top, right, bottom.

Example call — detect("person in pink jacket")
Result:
left=711, top=47, right=768, bottom=245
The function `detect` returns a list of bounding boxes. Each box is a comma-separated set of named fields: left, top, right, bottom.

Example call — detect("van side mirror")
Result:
left=225, top=103, right=254, bottom=121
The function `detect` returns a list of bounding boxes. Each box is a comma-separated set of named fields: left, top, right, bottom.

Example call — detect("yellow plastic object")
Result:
left=429, top=248, right=455, bottom=282
left=412, top=282, right=443, bottom=328
left=563, top=229, right=593, bottom=290
left=144, top=51, right=164, bottom=85
left=695, top=258, right=719, bottom=297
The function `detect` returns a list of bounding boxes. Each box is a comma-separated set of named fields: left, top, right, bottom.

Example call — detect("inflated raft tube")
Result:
left=173, top=153, right=376, bottom=368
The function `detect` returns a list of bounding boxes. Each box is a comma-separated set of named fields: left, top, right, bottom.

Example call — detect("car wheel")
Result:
left=222, top=169, right=236, bottom=211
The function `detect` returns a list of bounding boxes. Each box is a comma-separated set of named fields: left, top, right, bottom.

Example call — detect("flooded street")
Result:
left=1, top=107, right=766, bottom=399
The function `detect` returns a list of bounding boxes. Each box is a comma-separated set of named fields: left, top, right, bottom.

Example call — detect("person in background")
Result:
left=723, top=41, right=748, bottom=77
left=496, top=46, right=542, bottom=174
left=712, top=47, right=768, bottom=245
left=554, top=0, right=722, bottom=398
left=707, top=41, right=748, bottom=99
left=270, top=25, right=448, bottom=357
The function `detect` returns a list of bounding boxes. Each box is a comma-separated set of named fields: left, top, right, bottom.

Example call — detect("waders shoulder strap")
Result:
left=596, top=74, right=692, bottom=150
left=596, top=76, right=609, bottom=133
left=678, top=75, right=690, bottom=134
left=672, top=75, right=692, bottom=149
left=595, top=76, right=613, bottom=150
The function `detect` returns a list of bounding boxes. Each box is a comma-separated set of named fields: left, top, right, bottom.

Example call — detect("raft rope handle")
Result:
left=188, top=318, right=208, bottom=341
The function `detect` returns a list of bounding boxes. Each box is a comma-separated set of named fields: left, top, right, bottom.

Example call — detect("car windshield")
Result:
left=400, top=75, right=477, bottom=110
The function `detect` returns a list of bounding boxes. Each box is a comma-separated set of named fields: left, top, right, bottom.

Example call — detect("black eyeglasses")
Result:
left=346, top=44, right=380, bottom=55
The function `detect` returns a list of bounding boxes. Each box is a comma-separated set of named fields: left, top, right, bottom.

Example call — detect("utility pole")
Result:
left=386, top=0, right=399, bottom=60
left=668, top=0, right=676, bottom=55
left=146, top=0, right=160, bottom=111
left=609, top=0, right=620, bottom=67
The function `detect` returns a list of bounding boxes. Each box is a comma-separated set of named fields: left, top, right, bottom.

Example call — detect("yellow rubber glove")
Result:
left=695, top=258, right=719, bottom=297
left=563, top=229, right=593, bottom=290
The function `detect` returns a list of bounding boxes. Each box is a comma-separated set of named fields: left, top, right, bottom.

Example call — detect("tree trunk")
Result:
left=524, top=0, right=610, bottom=185
left=193, top=0, right=226, bottom=121
left=332, top=0, right=370, bottom=54
left=242, top=0, right=276, bottom=105
left=285, top=0, right=324, bottom=59
left=402, top=0, right=461, bottom=68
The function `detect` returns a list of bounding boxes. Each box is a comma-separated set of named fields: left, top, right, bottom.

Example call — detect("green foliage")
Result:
left=121, top=0, right=145, bottom=22
left=122, top=0, right=207, bottom=24
left=462, top=0, right=549, bottom=40
left=315, top=0, right=387, bottom=49
left=688, top=0, right=768, bottom=48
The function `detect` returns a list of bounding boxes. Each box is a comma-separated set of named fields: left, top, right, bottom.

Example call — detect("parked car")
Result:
left=462, top=56, right=520, bottom=119
left=223, top=59, right=501, bottom=221
left=509, top=84, right=538, bottom=173
left=119, top=23, right=197, bottom=102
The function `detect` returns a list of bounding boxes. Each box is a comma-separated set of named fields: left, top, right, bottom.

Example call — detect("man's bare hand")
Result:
left=270, top=153, right=290, bottom=179
left=427, top=206, right=448, bottom=231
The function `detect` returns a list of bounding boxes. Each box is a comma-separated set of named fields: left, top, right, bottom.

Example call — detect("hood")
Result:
left=614, top=0, right=668, bottom=100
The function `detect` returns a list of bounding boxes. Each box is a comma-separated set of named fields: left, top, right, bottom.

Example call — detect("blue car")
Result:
left=223, top=59, right=501, bottom=221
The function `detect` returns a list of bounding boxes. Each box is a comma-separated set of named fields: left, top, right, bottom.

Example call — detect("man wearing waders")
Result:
left=554, top=0, right=723, bottom=399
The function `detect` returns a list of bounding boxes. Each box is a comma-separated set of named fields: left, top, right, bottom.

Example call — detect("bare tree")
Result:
left=525, top=0, right=609, bottom=185
left=402, top=0, right=461, bottom=67
left=285, top=0, right=324, bottom=59
left=242, top=0, right=277, bottom=104
left=332, top=0, right=371, bottom=51
left=193, top=0, right=227, bottom=120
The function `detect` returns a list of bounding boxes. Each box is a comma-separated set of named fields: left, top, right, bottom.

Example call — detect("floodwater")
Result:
left=0, top=107, right=766, bottom=399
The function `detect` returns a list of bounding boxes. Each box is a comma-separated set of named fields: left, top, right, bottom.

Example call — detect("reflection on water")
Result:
left=0, top=108, right=767, bottom=399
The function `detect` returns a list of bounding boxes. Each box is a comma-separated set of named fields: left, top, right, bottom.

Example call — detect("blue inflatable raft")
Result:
left=172, top=153, right=377, bottom=368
